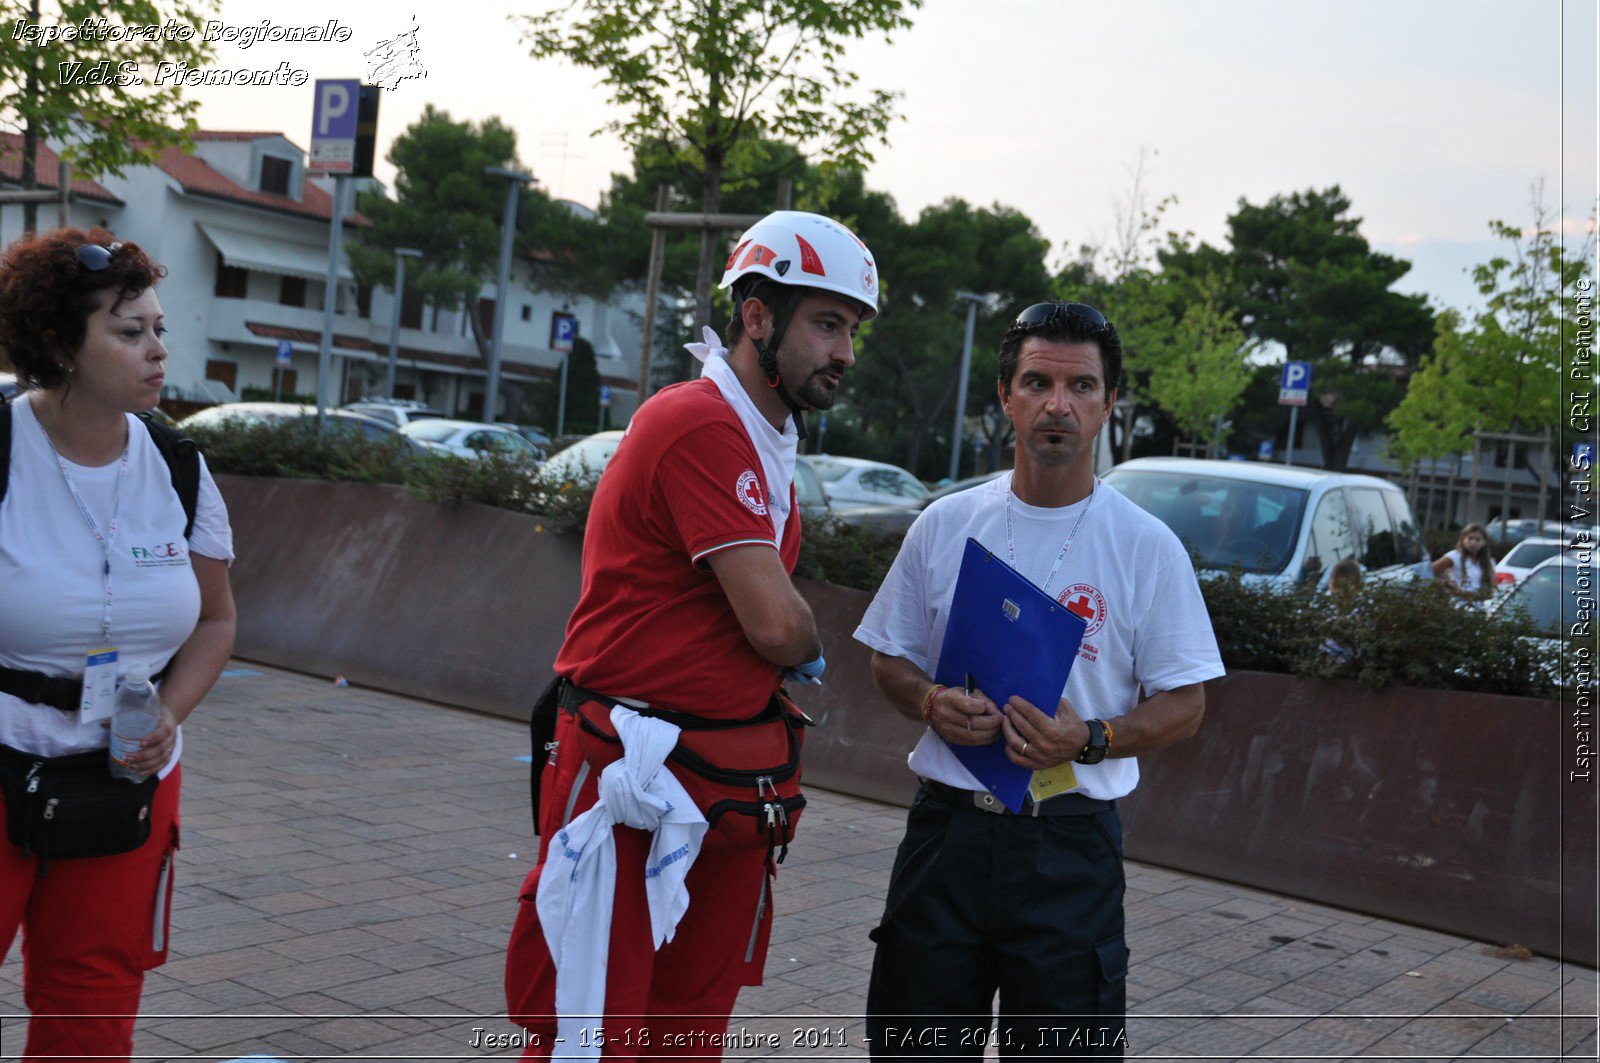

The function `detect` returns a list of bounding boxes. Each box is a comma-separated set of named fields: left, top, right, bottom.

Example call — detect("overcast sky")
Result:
left=186, top=0, right=1598, bottom=314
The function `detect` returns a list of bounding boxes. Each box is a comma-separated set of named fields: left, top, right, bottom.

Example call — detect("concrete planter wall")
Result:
left=218, top=476, right=1595, bottom=964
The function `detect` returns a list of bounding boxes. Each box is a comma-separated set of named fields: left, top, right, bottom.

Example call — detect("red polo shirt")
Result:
left=553, top=378, right=800, bottom=719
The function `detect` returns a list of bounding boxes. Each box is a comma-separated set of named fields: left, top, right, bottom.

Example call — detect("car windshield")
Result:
left=399, top=421, right=462, bottom=443
left=1503, top=541, right=1564, bottom=570
left=807, top=459, right=853, bottom=483
left=1103, top=468, right=1309, bottom=574
left=1501, top=564, right=1574, bottom=637
left=794, top=461, right=825, bottom=506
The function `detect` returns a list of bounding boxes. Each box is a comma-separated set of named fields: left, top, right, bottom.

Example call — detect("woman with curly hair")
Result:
left=0, top=228, right=235, bottom=1061
left=1431, top=522, right=1495, bottom=601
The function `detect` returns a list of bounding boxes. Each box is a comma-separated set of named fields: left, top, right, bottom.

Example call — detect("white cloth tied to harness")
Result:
left=685, top=325, right=799, bottom=544
left=536, top=706, right=708, bottom=1059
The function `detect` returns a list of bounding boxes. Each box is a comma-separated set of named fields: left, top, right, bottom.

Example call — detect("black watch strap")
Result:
left=1076, top=719, right=1110, bottom=765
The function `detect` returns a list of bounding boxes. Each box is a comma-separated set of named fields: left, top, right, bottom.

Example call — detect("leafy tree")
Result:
left=0, top=0, right=218, bottom=231
left=348, top=107, right=529, bottom=362
left=845, top=197, right=1052, bottom=477
left=519, top=0, right=920, bottom=354
left=1169, top=187, right=1436, bottom=470
left=1390, top=190, right=1593, bottom=472
left=1143, top=270, right=1255, bottom=446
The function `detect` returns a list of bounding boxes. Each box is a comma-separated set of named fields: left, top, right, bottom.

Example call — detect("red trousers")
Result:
left=0, top=766, right=180, bottom=1063
left=505, top=712, right=777, bottom=1061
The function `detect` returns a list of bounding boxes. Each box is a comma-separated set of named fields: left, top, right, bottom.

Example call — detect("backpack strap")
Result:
left=0, top=400, right=199, bottom=537
left=0, top=399, right=12, bottom=509
left=136, top=412, right=200, bottom=539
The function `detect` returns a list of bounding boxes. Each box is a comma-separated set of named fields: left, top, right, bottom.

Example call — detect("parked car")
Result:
left=807, top=455, right=930, bottom=508
left=794, top=456, right=831, bottom=523
left=1493, top=536, right=1568, bottom=592
left=397, top=418, right=546, bottom=461
left=178, top=402, right=437, bottom=455
left=1485, top=517, right=1567, bottom=547
left=342, top=399, right=447, bottom=427
left=1101, top=457, right=1428, bottom=587
left=825, top=468, right=1007, bottom=534
left=510, top=424, right=554, bottom=449
left=537, top=430, right=627, bottom=487
left=1489, top=554, right=1575, bottom=636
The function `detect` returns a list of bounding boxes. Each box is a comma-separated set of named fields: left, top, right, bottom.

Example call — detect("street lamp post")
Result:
left=950, top=291, right=984, bottom=481
left=384, top=248, right=422, bottom=399
left=483, top=166, right=536, bottom=424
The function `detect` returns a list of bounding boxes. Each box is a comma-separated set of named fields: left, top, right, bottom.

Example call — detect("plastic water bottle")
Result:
left=108, top=664, right=160, bottom=782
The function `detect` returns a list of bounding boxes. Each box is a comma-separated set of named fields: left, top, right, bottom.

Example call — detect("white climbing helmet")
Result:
left=719, top=210, right=879, bottom=320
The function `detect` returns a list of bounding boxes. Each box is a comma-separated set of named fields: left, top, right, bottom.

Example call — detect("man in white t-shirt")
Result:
left=854, top=301, right=1224, bottom=1058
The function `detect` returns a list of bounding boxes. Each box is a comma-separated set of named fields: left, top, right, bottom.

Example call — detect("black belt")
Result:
left=923, top=779, right=1113, bottom=818
left=0, top=664, right=167, bottom=715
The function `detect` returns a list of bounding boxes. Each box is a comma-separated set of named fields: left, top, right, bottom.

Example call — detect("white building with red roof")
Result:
left=0, top=130, right=640, bottom=421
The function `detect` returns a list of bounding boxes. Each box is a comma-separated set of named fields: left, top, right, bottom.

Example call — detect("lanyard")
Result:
left=1003, top=479, right=1097, bottom=600
left=46, top=434, right=130, bottom=644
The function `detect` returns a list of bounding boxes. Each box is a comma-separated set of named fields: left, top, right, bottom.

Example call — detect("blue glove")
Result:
left=783, top=653, right=826, bottom=686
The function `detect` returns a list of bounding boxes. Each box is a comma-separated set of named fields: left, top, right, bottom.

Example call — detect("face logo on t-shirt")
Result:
left=1057, top=582, right=1107, bottom=637
left=735, top=469, right=767, bottom=516
left=129, top=541, right=189, bottom=569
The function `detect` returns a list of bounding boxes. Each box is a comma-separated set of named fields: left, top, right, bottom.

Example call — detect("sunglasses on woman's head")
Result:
left=1011, top=301, right=1109, bottom=331
left=74, top=242, right=123, bottom=271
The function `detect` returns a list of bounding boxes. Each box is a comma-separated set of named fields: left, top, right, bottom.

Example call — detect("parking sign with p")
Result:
left=310, top=79, right=360, bottom=174
left=1278, top=361, right=1312, bottom=407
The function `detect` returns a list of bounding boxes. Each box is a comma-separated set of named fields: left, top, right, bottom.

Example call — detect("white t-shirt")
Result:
left=0, top=393, right=234, bottom=772
left=854, top=473, right=1224, bottom=801
left=1442, top=548, right=1486, bottom=594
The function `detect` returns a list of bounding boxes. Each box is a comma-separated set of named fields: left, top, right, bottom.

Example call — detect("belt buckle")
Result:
left=972, top=791, right=1007, bottom=815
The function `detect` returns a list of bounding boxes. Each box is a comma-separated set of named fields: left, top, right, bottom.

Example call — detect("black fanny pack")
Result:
left=557, top=680, right=812, bottom=862
left=0, top=744, right=159, bottom=861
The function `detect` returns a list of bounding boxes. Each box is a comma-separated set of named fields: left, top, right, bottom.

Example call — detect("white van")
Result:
left=1101, top=457, right=1429, bottom=587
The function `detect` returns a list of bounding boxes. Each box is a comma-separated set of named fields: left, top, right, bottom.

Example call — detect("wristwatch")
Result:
left=1075, top=719, right=1110, bottom=765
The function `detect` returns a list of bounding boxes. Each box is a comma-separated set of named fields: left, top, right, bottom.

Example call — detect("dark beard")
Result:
left=794, top=370, right=841, bottom=410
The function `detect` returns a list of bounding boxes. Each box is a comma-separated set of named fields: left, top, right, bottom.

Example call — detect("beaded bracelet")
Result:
left=920, top=684, right=947, bottom=724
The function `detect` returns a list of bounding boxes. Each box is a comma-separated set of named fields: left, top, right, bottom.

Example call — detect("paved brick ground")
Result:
left=1, top=663, right=1595, bottom=1061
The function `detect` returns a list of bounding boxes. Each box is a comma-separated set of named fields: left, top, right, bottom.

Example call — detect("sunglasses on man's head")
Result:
left=1011, top=301, right=1109, bottom=331
left=74, top=242, right=123, bottom=271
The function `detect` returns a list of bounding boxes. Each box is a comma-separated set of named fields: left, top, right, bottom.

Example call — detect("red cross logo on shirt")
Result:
left=1057, top=582, right=1107, bottom=637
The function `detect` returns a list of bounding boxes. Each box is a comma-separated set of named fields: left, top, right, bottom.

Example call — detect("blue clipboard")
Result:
left=932, top=537, right=1087, bottom=812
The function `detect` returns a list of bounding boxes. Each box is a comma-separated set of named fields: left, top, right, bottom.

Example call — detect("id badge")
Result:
left=1028, top=761, right=1078, bottom=804
left=79, top=647, right=119, bottom=723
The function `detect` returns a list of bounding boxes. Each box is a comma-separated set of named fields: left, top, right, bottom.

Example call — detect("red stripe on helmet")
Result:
left=725, top=240, right=750, bottom=271
left=738, top=243, right=779, bottom=271
left=795, top=234, right=826, bottom=276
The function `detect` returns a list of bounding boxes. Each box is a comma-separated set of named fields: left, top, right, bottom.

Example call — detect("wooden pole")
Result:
left=1445, top=453, right=1461, bottom=529
left=1500, top=438, right=1515, bottom=529
left=1466, top=433, right=1482, bottom=526
left=1537, top=431, right=1552, bottom=523
left=56, top=161, right=70, bottom=229
left=635, top=185, right=670, bottom=404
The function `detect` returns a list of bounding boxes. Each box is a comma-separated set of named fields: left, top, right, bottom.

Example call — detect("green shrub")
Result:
left=193, top=418, right=1561, bottom=699
left=795, top=518, right=905, bottom=591
left=185, top=418, right=413, bottom=484
left=1203, top=573, right=1559, bottom=698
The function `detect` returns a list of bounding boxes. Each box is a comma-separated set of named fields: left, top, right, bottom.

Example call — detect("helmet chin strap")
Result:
left=749, top=288, right=811, bottom=439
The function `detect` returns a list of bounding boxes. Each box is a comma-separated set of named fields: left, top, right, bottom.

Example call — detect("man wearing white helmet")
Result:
left=504, top=211, right=878, bottom=1057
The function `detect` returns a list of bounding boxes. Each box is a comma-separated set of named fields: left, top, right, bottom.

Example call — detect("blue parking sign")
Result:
left=1278, top=361, right=1311, bottom=406
left=275, top=339, right=293, bottom=367
left=550, top=312, right=578, bottom=354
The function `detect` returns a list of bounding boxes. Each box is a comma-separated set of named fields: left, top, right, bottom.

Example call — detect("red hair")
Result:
left=0, top=227, right=165, bottom=390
